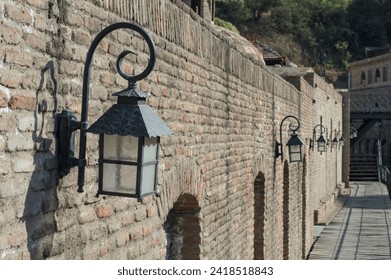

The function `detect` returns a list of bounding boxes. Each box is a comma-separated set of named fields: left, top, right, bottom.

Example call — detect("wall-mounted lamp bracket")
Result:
left=311, top=116, right=327, bottom=153
left=275, top=115, right=304, bottom=162
left=56, top=22, right=171, bottom=198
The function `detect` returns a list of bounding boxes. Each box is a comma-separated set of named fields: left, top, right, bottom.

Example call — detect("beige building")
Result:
left=348, top=49, right=391, bottom=179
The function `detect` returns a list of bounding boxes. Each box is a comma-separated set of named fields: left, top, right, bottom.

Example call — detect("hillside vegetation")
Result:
left=216, top=0, right=391, bottom=75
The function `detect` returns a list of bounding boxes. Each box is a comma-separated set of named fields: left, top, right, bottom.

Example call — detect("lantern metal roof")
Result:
left=88, top=103, right=172, bottom=137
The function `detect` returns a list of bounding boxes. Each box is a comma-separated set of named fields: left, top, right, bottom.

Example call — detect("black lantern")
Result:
left=275, top=115, right=304, bottom=162
left=332, top=131, right=339, bottom=149
left=332, top=129, right=345, bottom=148
left=316, top=134, right=327, bottom=152
left=350, top=125, right=358, bottom=139
left=56, top=22, right=171, bottom=199
left=310, top=116, right=327, bottom=153
left=339, top=135, right=345, bottom=147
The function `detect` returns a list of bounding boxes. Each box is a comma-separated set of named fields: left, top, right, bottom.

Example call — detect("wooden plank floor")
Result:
left=307, top=182, right=391, bottom=260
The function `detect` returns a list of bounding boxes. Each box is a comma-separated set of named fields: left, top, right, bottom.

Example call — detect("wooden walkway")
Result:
left=307, top=182, right=391, bottom=260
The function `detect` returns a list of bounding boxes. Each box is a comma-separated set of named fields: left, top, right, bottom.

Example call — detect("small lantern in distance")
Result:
left=311, top=116, right=327, bottom=154
left=316, top=134, right=327, bottom=153
left=332, top=134, right=339, bottom=149
left=339, top=135, right=345, bottom=147
left=286, top=131, right=304, bottom=162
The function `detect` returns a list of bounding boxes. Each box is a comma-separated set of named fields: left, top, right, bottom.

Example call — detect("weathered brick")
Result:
left=0, top=71, right=22, bottom=89
left=72, top=30, right=91, bottom=46
left=6, top=133, right=35, bottom=152
left=96, top=205, right=113, bottom=219
left=26, top=0, right=48, bottom=9
left=66, top=12, right=84, bottom=27
left=0, top=157, right=11, bottom=176
left=60, top=60, right=81, bottom=76
left=17, top=114, right=36, bottom=131
left=4, top=49, right=33, bottom=67
left=5, top=4, right=33, bottom=25
left=0, top=114, right=16, bottom=132
left=0, top=90, right=8, bottom=108
left=146, top=207, right=155, bottom=218
left=0, top=175, right=29, bottom=198
left=113, top=229, right=129, bottom=248
left=26, top=34, right=47, bottom=51
left=0, top=25, right=22, bottom=45
left=79, top=206, right=97, bottom=224
left=8, top=95, right=36, bottom=111
left=12, top=155, right=35, bottom=173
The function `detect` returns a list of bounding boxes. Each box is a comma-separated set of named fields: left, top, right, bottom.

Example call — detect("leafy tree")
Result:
left=214, top=17, right=240, bottom=33
left=245, top=0, right=282, bottom=22
left=215, top=0, right=391, bottom=71
left=215, top=0, right=249, bottom=24
left=348, top=0, right=391, bottom=50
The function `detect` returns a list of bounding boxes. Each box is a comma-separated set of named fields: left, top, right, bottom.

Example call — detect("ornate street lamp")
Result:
left=275, top=115, right=304, bottom=162
left=350, top=123, right=358, bottom=139
left=310, top=116, right=327, bottom=153
left=332, top=129, right=345, bottom=148
left=56, top=22, right=171, bottom=199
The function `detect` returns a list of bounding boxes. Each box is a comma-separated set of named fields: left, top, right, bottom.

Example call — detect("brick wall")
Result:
left=0, top=0, right=344, bottom=260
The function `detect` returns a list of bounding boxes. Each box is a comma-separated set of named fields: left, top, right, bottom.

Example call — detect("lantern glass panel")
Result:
left=102, top=163, right=137, bottom=194
left=332, top=139, right=338, bottom=148
left=143, top=137, right=158, bottom=162
left=140, top=164, right=157, bottom=196
left=318, top=142, right=326, bottom=152
left=289, top=145, right=302, bottom=162
left=100, top=134, right=140, bottom=196
left=103, top=134, right=138, bottom=161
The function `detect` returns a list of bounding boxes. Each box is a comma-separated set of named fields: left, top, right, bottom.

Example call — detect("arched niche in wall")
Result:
left=375, top=68, right=381, bottom=83
left=360, top=71, right=366, bottom=86
left=164, top=193, right=201, bottom=260
left=383, top=67, right=388, bottom=82
left=301, top=155, right=308, bottom=259
left=358, top=140, right=364, bottom=155
left=253, top=172, right=266, bottom=260
left=283, top=160, right=290, bottom=260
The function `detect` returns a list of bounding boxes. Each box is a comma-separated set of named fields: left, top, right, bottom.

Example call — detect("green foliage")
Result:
left=215, top=0, right=248, bottom=24
left=214, top=17, right=240, bottom=34
left=348, top=0, right=391, bottom=53
left=245, top=0, right=282, bottom=22
left=215, top=0, right=391, bottom=72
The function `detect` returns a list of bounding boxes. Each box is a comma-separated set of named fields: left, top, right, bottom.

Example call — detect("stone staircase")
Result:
left=350, top=155, right=379, bottom=181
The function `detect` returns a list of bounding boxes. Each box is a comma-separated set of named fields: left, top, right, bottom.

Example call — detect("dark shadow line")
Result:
left=332, top=184, right=358, bottom=259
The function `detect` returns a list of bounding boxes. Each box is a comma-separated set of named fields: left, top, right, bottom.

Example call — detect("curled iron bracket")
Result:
left=310, top=116, right=327, bottom=150
left=56, top=22, right=156, bottom=193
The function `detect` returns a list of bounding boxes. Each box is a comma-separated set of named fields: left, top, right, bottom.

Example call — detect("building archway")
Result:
left=253, top=172, right=266, bottom=259
left=283, top=161, right=290, bottom=260
left=164, top=194, right=201, bottom=260
left=375, top=68, right=381, bottom=83
left=360, top=71, right=366, bottom=85
left=301, top=156, right=308, bottom=259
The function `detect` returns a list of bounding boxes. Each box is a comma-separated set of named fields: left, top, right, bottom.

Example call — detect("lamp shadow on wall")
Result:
left=20, top=61, right=59, bottom=259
